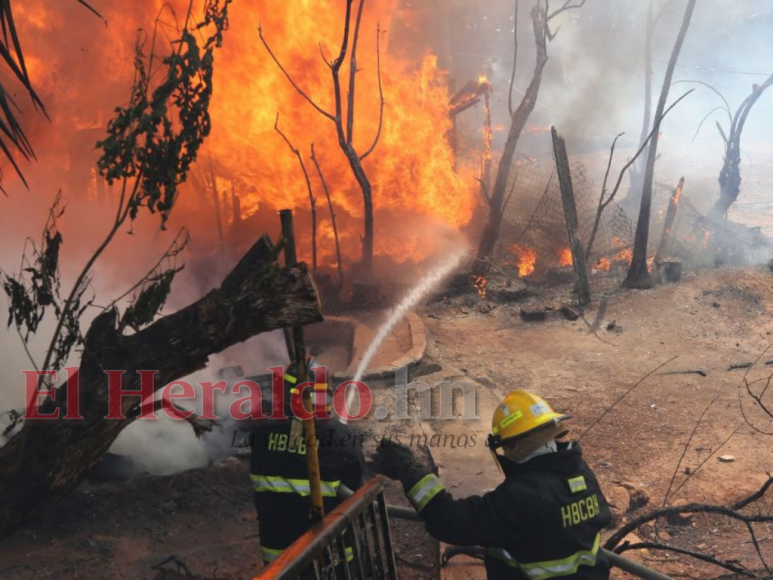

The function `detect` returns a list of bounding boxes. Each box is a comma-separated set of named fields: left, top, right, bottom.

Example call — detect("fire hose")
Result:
left=338, top=485, right=674, bottom=580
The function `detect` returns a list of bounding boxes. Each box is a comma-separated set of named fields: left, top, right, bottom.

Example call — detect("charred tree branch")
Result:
left=614, top=543, right=759, bottom=578
left=360, top=23, right=384, bottom=161
left=508, top=0, right=520, bottom=118
left=347, top=0, right=367, bottom=146
left=275, top=114, right=318, bottom=272
left=604, top=474, right=773, bottom=552
left=586, top=91, right=692, bottom=260
left=709, top=74, right=773, bottom=219
left=547, top=0, right=586, bottom=21
left=258, top=23, right=335, bottom=122
left=311, top=144, right=344, bottom=292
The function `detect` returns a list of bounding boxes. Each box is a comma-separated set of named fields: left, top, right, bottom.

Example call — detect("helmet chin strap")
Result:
left=515, top=439, right=558, bottom=464
left=490, top=446, right=503, bottom=474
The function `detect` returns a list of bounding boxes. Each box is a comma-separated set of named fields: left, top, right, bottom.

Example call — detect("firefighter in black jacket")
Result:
left=372, top=389, right=611, bottom=580
left=250, top=361, right=365, bottom=565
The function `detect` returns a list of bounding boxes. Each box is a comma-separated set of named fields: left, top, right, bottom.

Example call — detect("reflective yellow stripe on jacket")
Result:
left=251, top=474, right=340, bottom=498
left=261, top=546, right=284, bottom=563
left=489, top=533, right=601, bottom=580
left=406, top=474, right=445, bottom=512
left=568, top=476, right=587, bottom=494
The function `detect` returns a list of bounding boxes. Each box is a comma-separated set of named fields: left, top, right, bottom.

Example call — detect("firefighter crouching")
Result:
left=371, top=389, right=612, bottom=580
left=250, top=360, right=365, bottom=565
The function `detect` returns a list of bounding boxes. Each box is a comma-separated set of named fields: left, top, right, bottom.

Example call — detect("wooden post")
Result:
left=551, top=127, right=592, bottom=307
left=654, top=177, right=685, bottom=263
left=280, top=209, right=324, bottom=523
left=481, top=89, right=493, bottom=194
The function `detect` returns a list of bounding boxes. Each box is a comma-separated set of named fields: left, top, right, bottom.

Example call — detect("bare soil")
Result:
left=0, top=455, right=438, bottom=580
left=2, top=266, right=773, bottom=579
left=421, top=265, right=773, bottom=579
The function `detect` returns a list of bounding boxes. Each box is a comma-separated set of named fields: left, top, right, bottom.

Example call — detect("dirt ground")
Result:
left=2, top=265, right=773, bottom=579
left=0, top=454, right=438, bottom=580
left=419, top=265, right=773, bottom=579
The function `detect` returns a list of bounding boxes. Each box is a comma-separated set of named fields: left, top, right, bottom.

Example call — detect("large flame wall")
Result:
left=14, top=0, right=476, bottom=270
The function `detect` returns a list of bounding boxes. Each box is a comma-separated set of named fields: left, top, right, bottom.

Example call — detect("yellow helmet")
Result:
left=489, top=390, right=571, bottom=449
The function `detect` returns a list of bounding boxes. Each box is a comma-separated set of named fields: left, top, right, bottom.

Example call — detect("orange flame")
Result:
left=594, top=247, right=633, bottom=272
left=16, top=0, right=477, bottom=268
left=209, top=2, right=475, bottom=264
left=508, top=244, right=537, bottom=277
left=558, top=248, right=573, bottom=267
left=473, top=275, right=488, bottom=299
left=525, top=125, right=551, bottom=135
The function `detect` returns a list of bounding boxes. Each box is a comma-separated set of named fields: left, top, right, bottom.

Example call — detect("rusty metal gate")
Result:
left=254, top=476, right=398, bottom=580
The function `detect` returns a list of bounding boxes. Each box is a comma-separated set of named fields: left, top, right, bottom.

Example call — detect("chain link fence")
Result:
left=493, top=154, right=773, bottom=279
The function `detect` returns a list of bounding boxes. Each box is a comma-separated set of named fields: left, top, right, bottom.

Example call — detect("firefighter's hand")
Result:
left=369, top=440, right=417, bottom=481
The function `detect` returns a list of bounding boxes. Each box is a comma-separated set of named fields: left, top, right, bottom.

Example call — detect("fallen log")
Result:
left=0, top=234, right=323, bottom=538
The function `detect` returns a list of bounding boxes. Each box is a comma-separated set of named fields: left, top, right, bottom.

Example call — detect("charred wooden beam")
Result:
left=552, top=127, right=591, bottom=307
left=449, top=77, right=492, bottom=118
left=654, top=177, right=685, bottom=263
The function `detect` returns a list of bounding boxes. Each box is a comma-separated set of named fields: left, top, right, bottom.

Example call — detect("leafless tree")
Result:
left=473, top=0, right=587, bottom=276
left=259, top=2, right=384, bottom=277
left=624, top=0, right=698, bottom=290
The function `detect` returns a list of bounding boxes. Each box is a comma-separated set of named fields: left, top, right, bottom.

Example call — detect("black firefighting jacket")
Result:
left=405, top=442, right=611, bottom=580
left=250, top=416, right=365, bottom=563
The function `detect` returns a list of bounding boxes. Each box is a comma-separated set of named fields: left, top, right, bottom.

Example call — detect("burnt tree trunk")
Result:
left=627, top=0, right=655, bottom=205
left=0, top=235, right=322, bottom=538
left=341, top=145, right=373, bottom=276
left=654, top=177, right=685, bottom=263
left=474, top=3, right=548, bottom=275
left=709, top=74, right=773, bottom=220
left=552, top=128, right=591, bottom=307
left=624, top=0, right=697, bottom=290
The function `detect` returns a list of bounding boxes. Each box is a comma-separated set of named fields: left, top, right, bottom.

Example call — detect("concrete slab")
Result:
left=340, top=311, right=428, bottom=380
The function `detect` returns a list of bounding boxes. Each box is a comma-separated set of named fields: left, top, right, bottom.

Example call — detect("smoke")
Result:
left=109, top=329, right=289, bottom=476
left=454, top=0, right=773, bottom=220
left=3, top=0, right=773, bottom=466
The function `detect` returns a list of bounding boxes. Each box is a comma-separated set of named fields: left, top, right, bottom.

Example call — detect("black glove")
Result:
left=370, top=440, right=428, bottom=489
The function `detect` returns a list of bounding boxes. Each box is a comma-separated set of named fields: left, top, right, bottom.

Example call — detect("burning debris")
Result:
left=449, top=75, right=493, bottom=117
